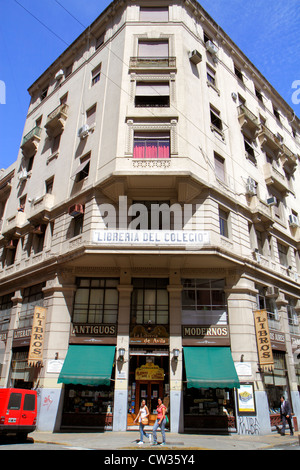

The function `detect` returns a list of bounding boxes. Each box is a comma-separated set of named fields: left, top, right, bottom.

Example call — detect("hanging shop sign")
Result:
left=135, top=362, right=164, bottom=381
left=28, top=306, right=47, bottom=367
left=254, top=310, right=274, bottom=372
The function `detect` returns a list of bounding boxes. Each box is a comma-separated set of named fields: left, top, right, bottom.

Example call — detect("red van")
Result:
left=0, top=388, right=37, bottom=440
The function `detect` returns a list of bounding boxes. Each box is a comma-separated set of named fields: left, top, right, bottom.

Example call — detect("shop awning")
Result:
left=58, top=345, right=115, bottom=386
left=183, top=347, right=240, bottom=389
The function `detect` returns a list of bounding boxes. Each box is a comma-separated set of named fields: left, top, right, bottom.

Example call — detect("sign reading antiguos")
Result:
left=254, top=310, right=274, bottom=372
left=28, top=306, right=47, bottom=367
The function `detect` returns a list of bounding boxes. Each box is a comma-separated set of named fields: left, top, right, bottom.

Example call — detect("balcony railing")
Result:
left=21, top=126, right=42, bottom=147
left=129, top=57, right=176, bottom=69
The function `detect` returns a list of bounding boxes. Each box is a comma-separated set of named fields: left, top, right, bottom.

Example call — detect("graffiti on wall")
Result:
left=237, top=416, right=260, bottom=435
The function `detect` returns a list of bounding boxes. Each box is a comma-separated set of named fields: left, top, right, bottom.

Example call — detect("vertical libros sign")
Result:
left=254, top=310, right=274, bottom=372
left=28, top=306, right=47, bottom=366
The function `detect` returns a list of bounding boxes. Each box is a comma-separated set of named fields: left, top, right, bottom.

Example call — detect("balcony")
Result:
left=281, top=143, right=297, bottom=172
left=249, top=196, right=273, bottom=230
left=28, top=193, right=55, bottom=223
left=1, top=211, right=27, bottom=237
left=44, top=103, right=69, bottom=137
left=129, top=57, right=176, bottom=71
left=257, top=124, right=282, bottom=156
left=237, top=104, right=260, bottom=138
left=263, top=163, right=289, bottom=195
left=21, top=126, right=42, bottom=156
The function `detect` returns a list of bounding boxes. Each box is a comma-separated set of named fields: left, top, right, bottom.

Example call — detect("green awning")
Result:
left=58, top=345, right=115, bottom=386
left=183, top=347, right=240, bottom=389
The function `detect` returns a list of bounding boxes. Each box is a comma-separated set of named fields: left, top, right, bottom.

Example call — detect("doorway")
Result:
left=136, top=381, right=163, bottom=423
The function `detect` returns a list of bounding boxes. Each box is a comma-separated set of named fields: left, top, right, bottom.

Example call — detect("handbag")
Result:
left=141, top=417, right=149, bottom=425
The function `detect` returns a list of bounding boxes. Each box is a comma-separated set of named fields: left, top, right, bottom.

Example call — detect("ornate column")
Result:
left=113, top=283, right=133, bottom=432
left=168, top=282, right=184, bottom=433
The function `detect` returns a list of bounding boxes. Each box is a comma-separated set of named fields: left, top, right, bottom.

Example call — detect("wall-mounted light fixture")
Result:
left=173, top=349, right=180, bottom=362
left=118, top=348, right=125, bottom=362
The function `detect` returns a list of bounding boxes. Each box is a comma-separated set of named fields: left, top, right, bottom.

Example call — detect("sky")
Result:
left=0, top=0, right=300, bottom=171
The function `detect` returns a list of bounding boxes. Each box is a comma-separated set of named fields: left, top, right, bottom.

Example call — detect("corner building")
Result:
left=1, top=0, right=300, bottom=435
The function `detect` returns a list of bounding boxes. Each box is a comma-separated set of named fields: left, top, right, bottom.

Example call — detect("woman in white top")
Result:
left=134, top=399, right=151, bottom=445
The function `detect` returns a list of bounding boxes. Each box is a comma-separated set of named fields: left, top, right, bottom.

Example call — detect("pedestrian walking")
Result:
left=152, top=397, right=167, bottom=446
left=280, top=396, right=294, bottom=436
left=134, top=399, right=152, bottom=445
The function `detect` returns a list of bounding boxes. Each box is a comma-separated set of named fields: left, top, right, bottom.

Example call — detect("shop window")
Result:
left=181, top=279, right=227, bottom=326
left=10, top=348, right=37, bottom=389
left=264, top=352, right=289, bottom=416
left=131, top=278, right=169, bottom=325
left=73, top=278, right=119, bottom=324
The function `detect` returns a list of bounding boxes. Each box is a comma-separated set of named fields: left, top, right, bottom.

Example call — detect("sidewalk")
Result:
left=31, top=429, right=299, bottom=451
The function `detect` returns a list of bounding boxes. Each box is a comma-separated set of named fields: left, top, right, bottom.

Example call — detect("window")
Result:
left=255, top=88, right=263, bottom=103
left=46, top=177, right=54, bottom=194
left=0, top=293, right=13, bottom=334
left=257, top=286, right=279, bottom=328
left=219, top=208, right=229, bottom=238
left=77, top=154, right=90, bottom=181
left=133, top=132, right=170, bottom=159
left=207, top=65, right=216, bottom=86
left=131, top=278, right=169, bottom=325
left=40, top=87, right=48, bottom=101
left=214, top=153, right=225, bottom=182
left=19, top=283, right=45, bottom=329
left=73, top=213, right=84, bottom=237
left=86, top=104, right=97, bottom=128
left=140, top=7, right=169, bottom=21
left=91, top=64, right=101, bottom=85
left=51, top=133, right=61, bottom=155
left=182, top=279, right=227, bottom=325
left=138, top=40, right=169, bottom=58
left=286, top=298, right=299, bottom=334
left=135, top=82, right=170, bottom=107
left=210, top=105, right=223, bottom=132
left=244, top=135, right=256, bottom=163
left=277, top=241, right=289, bottom=267
left=273, top=106, right=281, bottom=122
left=96, top=32, right=105, bottom=49
left=18, top=195, right=26, bottom=212
left=130, top=200, right=182, bottom=230
left=234, top=65, right=243, bottom=82
left=73, top=278, right=119, bottom=324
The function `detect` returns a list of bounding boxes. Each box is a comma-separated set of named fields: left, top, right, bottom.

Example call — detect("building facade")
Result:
left=0, top=0, right=300, bottom=435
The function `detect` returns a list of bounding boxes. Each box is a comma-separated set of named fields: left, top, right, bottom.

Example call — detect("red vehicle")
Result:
left=0, top=388, right=37, bottom=440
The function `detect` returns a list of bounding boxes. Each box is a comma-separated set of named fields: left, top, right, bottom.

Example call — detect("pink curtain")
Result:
left=133, top=140, right=170, bottom=159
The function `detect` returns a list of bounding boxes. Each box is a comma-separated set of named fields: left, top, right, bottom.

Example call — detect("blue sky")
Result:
left=0, top=0, right=299, bottom=171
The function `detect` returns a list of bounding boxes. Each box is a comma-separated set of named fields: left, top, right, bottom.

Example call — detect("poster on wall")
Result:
left=236, top=383, right=256, bottom=416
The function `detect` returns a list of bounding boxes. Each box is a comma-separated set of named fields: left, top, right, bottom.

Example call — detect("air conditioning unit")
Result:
left=69, top=204, right=84, bottom=217
left=206, top=40, right=218, bottom=55
left=55, top=69, right=64, bottom=81
left=267, top=196, right=277, bottom=206
left=78, top=124, right=90, bottom=139
left=18, top=169, right=28, bottom=182
left=288, top=214, right=299, bottom=228
left=189, top=49, right=202, bottom=65
left=265, top=286, right=279, bottom=298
